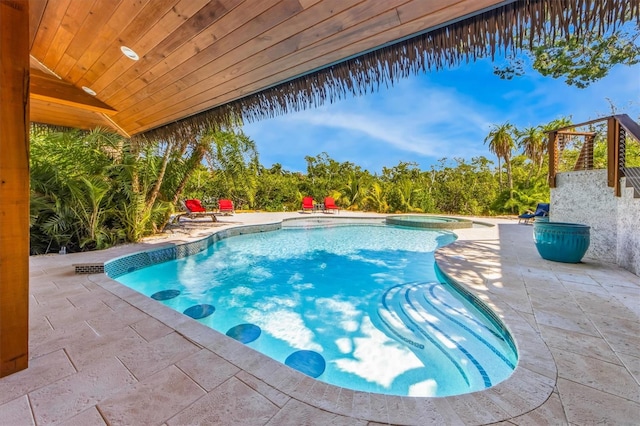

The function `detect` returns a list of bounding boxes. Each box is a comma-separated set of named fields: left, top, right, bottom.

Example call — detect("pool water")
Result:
left=116, top=224, right=517, bottom=397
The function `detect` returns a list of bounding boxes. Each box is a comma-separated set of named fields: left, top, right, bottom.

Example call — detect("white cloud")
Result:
left=273, top=77, right=496, bottom=161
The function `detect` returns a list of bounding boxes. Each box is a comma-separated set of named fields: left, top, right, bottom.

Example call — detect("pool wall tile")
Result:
left=105, top=223, right=282, bottom=278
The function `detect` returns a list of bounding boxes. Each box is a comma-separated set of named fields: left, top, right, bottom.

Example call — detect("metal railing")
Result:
left=548, top=114, right=640, bottom=197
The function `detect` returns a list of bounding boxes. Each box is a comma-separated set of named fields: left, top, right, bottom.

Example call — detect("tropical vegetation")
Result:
left=29, top=20, right=640, bottom=255
left=31, top=114, right=638, bottom=255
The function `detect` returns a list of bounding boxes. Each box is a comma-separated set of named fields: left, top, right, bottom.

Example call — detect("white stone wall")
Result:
left=551, top=170, right=617, bottom=263
left=551, top=170, right=640, bottom=275
left=617, top=178, right=640, bottom=275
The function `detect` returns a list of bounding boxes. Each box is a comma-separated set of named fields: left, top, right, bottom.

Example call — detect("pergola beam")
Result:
left=0, top=0, right=30, bottom=377
left=30, top=69, right=117, bottom=115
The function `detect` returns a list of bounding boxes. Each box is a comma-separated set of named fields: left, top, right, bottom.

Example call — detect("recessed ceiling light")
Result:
left=120, top=46, right=139, bottom=61
left=82, top=86, right=97, bottom=96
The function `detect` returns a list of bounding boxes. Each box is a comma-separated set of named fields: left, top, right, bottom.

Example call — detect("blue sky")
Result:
left=242, top=57, right=640, bottom=174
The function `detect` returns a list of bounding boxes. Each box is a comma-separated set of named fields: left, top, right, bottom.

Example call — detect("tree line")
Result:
left=30, top=117, right=586, bottom=254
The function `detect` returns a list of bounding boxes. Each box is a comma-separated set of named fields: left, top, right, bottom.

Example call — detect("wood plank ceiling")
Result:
left=29, top=0, right=508, bottom=137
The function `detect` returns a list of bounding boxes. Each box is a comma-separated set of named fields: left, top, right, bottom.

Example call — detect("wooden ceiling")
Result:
left=29, top=0, right=509, bottom=137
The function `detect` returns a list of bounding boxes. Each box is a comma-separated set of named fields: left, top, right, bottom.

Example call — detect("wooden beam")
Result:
left=30, top=68, right=117, bottom=115
left=0, top=0, right=30, bottom=377
left=556, top=131, right=596, bottom=137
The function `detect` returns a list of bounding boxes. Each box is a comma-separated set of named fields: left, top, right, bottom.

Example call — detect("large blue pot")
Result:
left=533, top=222, right=590, bottom=263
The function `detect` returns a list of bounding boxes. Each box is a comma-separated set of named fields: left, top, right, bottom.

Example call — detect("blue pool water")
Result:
left=116, top=223, right=517, bottom=397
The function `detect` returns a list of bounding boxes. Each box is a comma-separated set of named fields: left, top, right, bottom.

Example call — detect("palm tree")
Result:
left=364, top=182, right=388, bottom=213
left=485, top=122, right=516, bottom=198
left=340, top=172, right=365, bottom=210
left=517, top=126, right=546, bottom=174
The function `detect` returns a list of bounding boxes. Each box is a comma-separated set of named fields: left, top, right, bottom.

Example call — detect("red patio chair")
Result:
left=182, top=199, right=217, bottom=222
left=323, top=197, right=340, bottom=213
left=301, top=196, right=314, bottom=212
left=218, top=199, right=235, bottom=215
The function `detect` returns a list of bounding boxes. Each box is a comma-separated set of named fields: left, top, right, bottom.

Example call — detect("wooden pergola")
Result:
left=1, top=0, right=637, bottom=377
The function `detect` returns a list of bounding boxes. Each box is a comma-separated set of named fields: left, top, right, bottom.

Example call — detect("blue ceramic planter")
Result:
left=533, top=222, right=590, bottom=263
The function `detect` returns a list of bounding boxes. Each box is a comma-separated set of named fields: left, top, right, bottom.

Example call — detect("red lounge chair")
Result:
left=182, top=199, right=217, bottom=222
left=323, top=197, right=340, bottom=213
left=218, top=199, right=235, bottom=215
left=301, top=196, right=314, bottom=212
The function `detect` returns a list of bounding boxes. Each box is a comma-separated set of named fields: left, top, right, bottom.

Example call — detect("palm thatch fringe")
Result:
left=30, top=122, right=88, bottom=136
left=137, top=0, right=639, bottom=142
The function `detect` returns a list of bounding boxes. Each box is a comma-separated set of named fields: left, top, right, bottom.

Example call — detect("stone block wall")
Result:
left=617, top=177, right=640, bottom=275
left=551, top=170, right=639, bottom=275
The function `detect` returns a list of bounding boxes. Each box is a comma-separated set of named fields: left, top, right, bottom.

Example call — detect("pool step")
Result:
left=374, top=282, right=516, bottom=393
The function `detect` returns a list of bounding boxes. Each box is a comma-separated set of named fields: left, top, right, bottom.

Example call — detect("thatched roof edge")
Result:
left=136, top=0, right=640, bottom=142
left=30, top=122, right=89, bottom=136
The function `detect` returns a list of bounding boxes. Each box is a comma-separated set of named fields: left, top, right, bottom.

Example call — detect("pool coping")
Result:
left=91, top=215, right=556, bottom=425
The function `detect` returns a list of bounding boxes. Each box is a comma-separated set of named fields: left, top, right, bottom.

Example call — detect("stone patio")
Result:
left=1, top=212, right=638, bottom=425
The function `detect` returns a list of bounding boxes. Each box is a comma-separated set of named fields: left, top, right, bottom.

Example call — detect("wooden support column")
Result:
left=607, top=117, right=623, bottom=196
left=607, top=117, right=619, bottom=188
left=0, top=0, right=30, bottom=377
left=548, top=131, right=557, bottom=188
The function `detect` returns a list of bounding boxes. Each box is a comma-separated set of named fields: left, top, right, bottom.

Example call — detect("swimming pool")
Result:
left=114, top=222, right=517, bottom=397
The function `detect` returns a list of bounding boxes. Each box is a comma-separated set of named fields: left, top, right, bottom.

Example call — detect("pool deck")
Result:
left=1, top=212, right=638, bottom=425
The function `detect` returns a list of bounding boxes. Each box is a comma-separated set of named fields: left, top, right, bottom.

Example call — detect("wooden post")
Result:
left=607, top=117, right=617, bottom=188
left=0, top=0, right=30, bottom=377
left=548, top=131, right=557, bottom=188
left=607, top=117, right=623, bottom=196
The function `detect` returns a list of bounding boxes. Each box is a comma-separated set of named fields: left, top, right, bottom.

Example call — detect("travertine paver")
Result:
left=0, top=349, right=75, bottom=406
left=59, top=406, right=107, bottom=426
left=265, top=398, right=367, bottom=426
left=175, top=349, right=240, bottom=392
left=556, top=378, right=640, bottom=425
left=0, top=212, right=637, bottom=425
left=130, top=316, right=174, bottom=342
left=97, top=366, right=206, bottom=425
left=29, top=357, right=137, bottom=424
left=166, top=377, right=279, bottom=425
left=0, top=396, right=35, bottom=426
left=115, top=331, right=201, bottom=380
